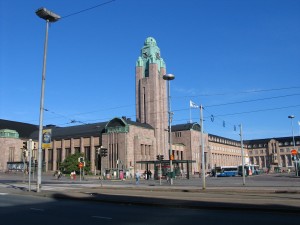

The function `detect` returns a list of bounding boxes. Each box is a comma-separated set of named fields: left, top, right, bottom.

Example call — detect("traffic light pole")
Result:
left=100, top=146, right=107, bottom=177
left=22, top=142, right=27, bottom=184
left=159, top=162, right=162, bottom=186
left=156, top=155, right=164, bottom=185
left=28, top=139, right=32, bottom=192
left=100, top=155, right=103, bottom=187
left=240, top=124, right=246, bottom=186
left=80, top=167, right=82, bottom=182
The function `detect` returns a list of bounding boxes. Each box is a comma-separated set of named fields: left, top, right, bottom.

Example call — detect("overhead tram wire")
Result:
left=43, top=102, right=300, bottom=128
left=43, top=93, right=299, bottom=127
left=60, top=0, right=116, bottom=20
left=205, top=104, right=300, bottom=118
left=45, top=89, right=299, bottom=124
left=71, top=87, right=300, bottom=120
left=205, top=93, right=300, bottom=108
left=43, top=85, right=300, bottom=125
left=172, top=86, right=300, bottom=100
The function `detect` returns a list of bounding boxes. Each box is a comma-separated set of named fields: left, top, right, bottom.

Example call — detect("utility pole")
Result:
left=240, top=124, right=246, bottom=185
left=200, top=105, right=206, bottom=190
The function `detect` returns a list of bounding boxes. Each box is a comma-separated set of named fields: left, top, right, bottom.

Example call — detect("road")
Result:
left=1, top=172, right=300, bottom=224
left=1, top=193, right=299, bottom=225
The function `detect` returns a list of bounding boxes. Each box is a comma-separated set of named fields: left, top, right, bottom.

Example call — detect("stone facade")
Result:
left=247, top=138, right=300, bottom=172
left=0, top=137, right=22, bottom=172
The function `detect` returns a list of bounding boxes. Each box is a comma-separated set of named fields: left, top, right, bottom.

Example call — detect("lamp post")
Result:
left=288, top=115, right=298, bottom=176
left=35, top=7, right=60, bottom=192
left=163, top=73, right=175, bottom=185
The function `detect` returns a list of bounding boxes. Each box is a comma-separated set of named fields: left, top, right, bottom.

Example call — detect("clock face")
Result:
left=156, top=52, right=160, bottom=59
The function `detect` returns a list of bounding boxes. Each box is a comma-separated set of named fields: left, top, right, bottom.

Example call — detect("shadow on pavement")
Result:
left=51, top=192, right=300, bottom=214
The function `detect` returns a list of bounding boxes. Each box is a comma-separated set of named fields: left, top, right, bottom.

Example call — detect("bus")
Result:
left=211, top=166, right=238, bottom=177
left=238, top=164, right=260, bottom=176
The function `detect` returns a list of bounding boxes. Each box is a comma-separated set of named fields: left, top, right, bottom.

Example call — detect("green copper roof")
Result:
left=0, top=129, right=19, bottom=138
left=136, top=37, right=166, bottom=76
left=144, top=37, right=157, bottom=46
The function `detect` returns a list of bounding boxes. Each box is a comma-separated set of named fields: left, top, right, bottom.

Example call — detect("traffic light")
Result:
left=156, top=155, right=164, bottom=160
left=100, top=148, right=108, bottom=157
left=21, top=141, right=28, bottom=158
left=23, top=149, right=28, bottom=158
left=22, top=141, right=27, bottom=150
left=79, top=157, right=84, bottom=163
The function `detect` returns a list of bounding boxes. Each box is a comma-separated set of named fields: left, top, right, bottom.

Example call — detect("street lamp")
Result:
left=35, top=7, right=60, bottom=192
left=288, top=115, right=298, bottom=176
left=163, top=73, right=175, bottom=185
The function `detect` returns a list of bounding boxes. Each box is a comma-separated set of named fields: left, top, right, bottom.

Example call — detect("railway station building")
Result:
left=0, top=37, right=299, bottom=176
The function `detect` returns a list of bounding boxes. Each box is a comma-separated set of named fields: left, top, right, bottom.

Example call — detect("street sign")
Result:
left=78, top=162, right=83, bottom=168
left=291, top=149, right=298, bottom=156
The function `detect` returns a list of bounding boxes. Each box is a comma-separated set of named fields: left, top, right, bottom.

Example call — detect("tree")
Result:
left=60, top=152, right=90, bottom=174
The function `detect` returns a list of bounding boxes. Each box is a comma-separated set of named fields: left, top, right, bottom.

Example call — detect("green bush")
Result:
left=59, top=152, right=90, bottom=174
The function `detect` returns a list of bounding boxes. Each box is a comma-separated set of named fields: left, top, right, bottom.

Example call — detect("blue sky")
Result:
left=1, top=0, right=299, bottom=141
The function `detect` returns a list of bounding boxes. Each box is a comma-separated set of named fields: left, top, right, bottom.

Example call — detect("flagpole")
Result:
left=189, top=104, right=192, bottom=123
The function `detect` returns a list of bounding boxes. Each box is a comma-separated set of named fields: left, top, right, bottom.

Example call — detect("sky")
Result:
left=1, top=0, right=300, bottom=141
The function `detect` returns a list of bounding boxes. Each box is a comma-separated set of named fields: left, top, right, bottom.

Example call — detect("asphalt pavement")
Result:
left=1, top=172, right=300, bottom=213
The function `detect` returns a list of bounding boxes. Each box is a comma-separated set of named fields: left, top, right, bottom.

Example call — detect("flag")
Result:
left=190, top=100, right=199, bottom=108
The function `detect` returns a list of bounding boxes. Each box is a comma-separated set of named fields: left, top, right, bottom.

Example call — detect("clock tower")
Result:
left=135, top=37, right=168, bottom=157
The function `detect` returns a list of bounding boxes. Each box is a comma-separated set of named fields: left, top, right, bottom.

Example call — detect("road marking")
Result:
left=92, top=216, right=112, bottom=220
left=0, top=193, right=8, bottom=195
left=30, top=208, right=44, bottom=211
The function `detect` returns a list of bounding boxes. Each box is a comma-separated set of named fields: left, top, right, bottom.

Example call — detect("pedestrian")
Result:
left=57, top=170, right=62, bottom=179
left=70, top=171, right=76, bottom=180
left=135, top=170, right=140, bottom=185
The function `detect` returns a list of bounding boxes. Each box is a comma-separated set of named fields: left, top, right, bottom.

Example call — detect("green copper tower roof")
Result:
left=136, top=37, right=166, bottom=76
left=144, top=37, right=157, bottom=46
